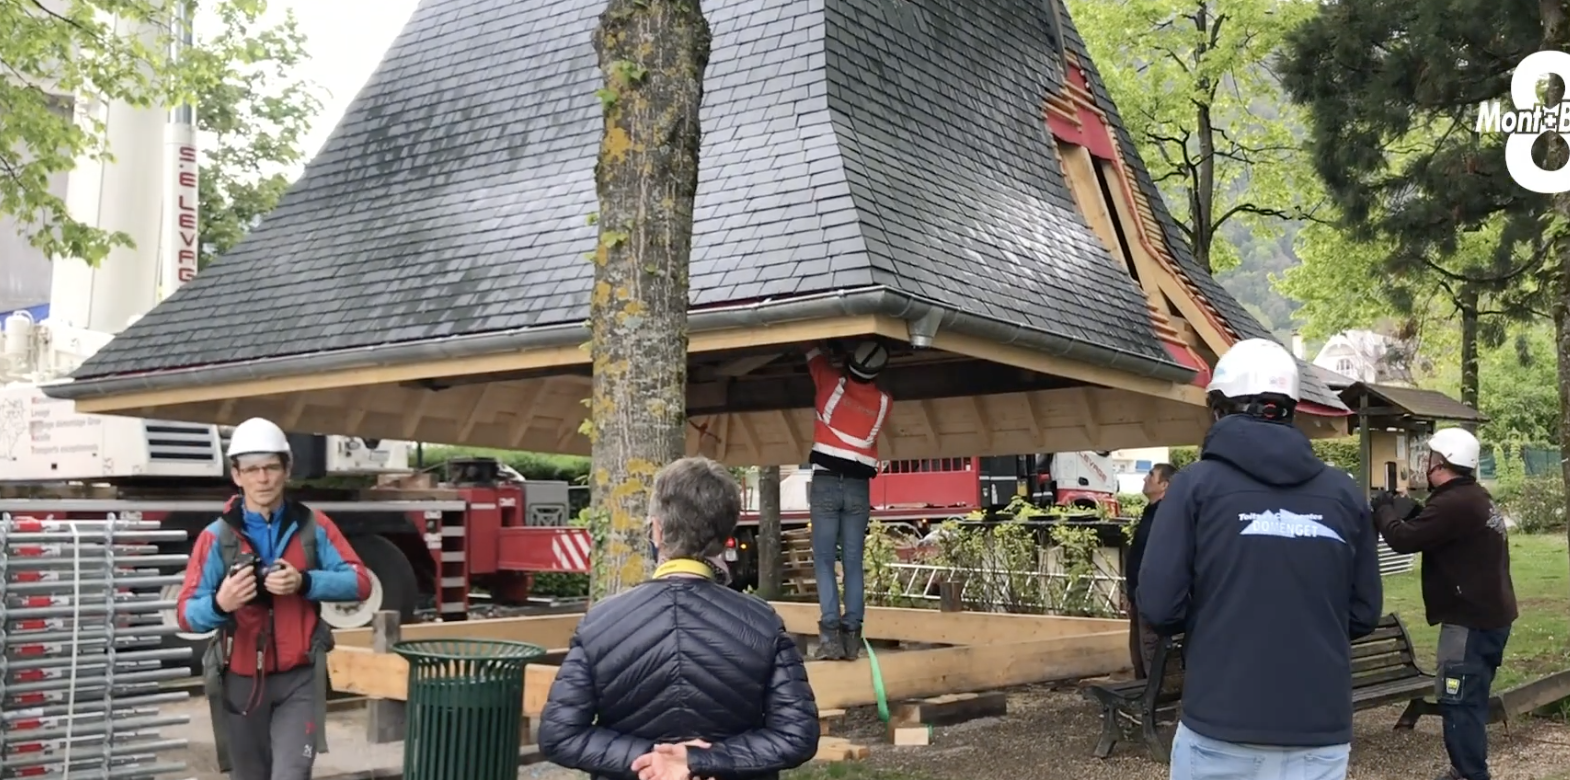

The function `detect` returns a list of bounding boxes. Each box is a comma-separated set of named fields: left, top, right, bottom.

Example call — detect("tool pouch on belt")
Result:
left=203, top=632, right=233, bottom=773
left=308, top=618, right=336, bottom=754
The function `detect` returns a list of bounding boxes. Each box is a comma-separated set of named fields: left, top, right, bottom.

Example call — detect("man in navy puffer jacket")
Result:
left=1139, top=338, right=1383, bottom=780
left=539, top=457, right=819, bottom=780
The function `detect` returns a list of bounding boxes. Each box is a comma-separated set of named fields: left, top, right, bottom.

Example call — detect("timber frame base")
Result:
left=328, top=602, right=1131, bottom=746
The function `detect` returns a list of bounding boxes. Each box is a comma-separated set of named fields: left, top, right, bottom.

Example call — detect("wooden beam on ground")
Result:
left=766, top=602, right=1124, bottom=644
left=332, top=613, right=581, bottom=649
left=891, top=691, right=1007, bottom=727
left=327, top=645, right=569, bottom=702
left=519, top=629, right=1128, bottom=716
left=814, top=738, right=870, bottom=761
left=1500, top=668, right=1570, bottom=718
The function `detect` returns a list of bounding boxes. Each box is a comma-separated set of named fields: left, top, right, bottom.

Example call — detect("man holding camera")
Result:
left=176, top=418, right=372, bottom=780
left=1371, top=428, right=1516, bottom=780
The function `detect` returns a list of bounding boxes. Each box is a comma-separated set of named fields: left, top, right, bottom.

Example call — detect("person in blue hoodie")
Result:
left=1137, top=338, right=1383, bottom=780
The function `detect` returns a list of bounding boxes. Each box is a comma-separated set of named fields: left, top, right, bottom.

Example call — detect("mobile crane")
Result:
left=0, top=11, right=587, bottom=671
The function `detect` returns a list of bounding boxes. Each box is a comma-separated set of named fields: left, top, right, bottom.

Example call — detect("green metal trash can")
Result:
left=393, top=639, right=546, bottom=780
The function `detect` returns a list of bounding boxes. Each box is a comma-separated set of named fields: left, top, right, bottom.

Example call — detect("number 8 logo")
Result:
left=1505, top=50, right=1570, bottom=193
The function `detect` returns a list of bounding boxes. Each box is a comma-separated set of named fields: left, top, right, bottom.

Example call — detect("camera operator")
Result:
left=175, top=418, right=372, bottom=780
left=1371, top=428, right=1516, bottom=780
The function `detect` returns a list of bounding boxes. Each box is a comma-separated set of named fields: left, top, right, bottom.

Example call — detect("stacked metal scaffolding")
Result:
left=1, top=514, right=193, bottom=780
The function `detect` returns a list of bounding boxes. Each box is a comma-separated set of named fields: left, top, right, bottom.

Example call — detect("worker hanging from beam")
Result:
left=804, top=340, right=891, bottom=662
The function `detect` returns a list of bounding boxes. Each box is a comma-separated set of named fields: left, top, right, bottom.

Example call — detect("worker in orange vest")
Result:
left=805, top=340, right=891, bottom=661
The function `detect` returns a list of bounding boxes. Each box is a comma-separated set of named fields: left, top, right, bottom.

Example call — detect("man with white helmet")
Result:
left=175, top=418, right=371, bottom=780
left=1138, top=338, right=1383, bottom=780
left=804, top=339, right=891, bottom=661
left=1371, top=427, right=1516, bottom=780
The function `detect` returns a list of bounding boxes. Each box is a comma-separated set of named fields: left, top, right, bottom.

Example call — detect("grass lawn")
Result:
left=1382, top=532, right=1570, bottom=691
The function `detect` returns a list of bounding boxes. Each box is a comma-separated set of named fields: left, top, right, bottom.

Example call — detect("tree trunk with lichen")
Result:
left=586, top=0, right=711, bottom=601
left=1542, top=0, right=1570, bottom=580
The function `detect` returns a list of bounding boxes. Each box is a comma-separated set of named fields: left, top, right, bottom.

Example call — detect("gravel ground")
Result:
left=162, top=681, right=1570, bottom=780
left=833, top=683, right=1570, bottom=780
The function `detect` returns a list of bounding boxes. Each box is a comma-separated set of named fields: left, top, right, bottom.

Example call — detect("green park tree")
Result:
left=1067, top=0, right=1321, bottom=274
left=1278, top=0, right=1570, bottom=545
left=188, top=1, right=321, bottom=269
left=0, top=0, right=318, bottom=270
left=0, top=0, right=191, bottom=265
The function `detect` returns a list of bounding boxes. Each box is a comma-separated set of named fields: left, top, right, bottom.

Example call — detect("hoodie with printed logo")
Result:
left=1137, top=414, right=1384, bottom=747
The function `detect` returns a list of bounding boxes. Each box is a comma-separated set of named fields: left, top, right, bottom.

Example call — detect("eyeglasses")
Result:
left=236, top=463, right=286, bottom=477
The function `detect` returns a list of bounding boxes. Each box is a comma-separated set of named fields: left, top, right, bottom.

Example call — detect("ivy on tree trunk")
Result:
left=585, top=0, right=711, bottom=600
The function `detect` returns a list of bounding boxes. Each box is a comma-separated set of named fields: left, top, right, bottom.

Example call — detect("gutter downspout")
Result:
left=42, top=286, right=1197, bottom=401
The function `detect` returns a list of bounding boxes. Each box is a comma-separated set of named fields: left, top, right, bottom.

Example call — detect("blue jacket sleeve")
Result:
left=1136, top=469, right=1197, bottom=635
left=303, top=518, right=373, bottom=603
left=1348, top=501, right=1384, bottom=638
left=686, top=628, right=821, bottom=776
left=538, top=633, right=657, bottom=774
left=178, top=527, right=231, bottom=633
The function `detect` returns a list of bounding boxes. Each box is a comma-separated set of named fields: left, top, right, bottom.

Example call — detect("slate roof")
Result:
left=1342, top=383, right=1486, bottom=424
left=67, top=0, right=1342, bottom=412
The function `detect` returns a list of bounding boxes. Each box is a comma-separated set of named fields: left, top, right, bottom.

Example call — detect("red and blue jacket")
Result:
left=176, top=498, right=371, bottom=676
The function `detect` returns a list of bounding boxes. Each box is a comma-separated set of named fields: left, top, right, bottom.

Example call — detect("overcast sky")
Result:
left=246, top=0, right=422, bottom=173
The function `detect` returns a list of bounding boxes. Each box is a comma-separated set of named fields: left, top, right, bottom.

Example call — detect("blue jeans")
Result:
left=809, top=472, right=870, bottom=630
left=1437, top=624, right=1510, bottom=780
left=1170, top=723, right=1349, bottom=780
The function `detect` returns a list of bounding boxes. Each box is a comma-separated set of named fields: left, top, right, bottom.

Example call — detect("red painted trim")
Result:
left=1047, top=113, right=1087, bottom=146
left=1162, top=341, right=1212, bottom=387
left=1297, top=401, right=1351, bottom=418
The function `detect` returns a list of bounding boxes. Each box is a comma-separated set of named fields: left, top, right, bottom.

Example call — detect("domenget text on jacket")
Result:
left=1137, top=415, right=1383, bottom=746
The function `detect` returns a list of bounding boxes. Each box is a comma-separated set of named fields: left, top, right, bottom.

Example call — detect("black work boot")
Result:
left=840, top=625, right=863, bottom=661
left=814, top=623, right=844, bottom=661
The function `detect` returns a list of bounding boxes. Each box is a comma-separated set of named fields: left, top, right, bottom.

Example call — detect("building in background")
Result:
left=1301, top=329, right=1417, bottom=386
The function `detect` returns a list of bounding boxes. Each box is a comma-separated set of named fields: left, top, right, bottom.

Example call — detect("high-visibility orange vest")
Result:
left=806, top=347, right=891, bottom=479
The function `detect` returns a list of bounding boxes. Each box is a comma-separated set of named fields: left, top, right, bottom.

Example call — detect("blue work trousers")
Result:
left=809, top=471, right=870, bottom=630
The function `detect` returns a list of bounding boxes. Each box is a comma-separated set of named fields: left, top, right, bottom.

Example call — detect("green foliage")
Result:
left=191, top=0, right=322, bottom=269
left=1117, top=492, right=1148, bottom=518
left=1492, top=443, right=1566, bottom=534
left=1277, top=1, right=1551, bottom=372
left=1068, top=0, right=1321, bottom=273
left=1169, top=439, right=1362, bottom=475
left=421, top=445, right=590, bottom=482
left=0, top=0, right=197, bottom=264
left=529, top=572, right=589, bottom=598
left=1423, top=322, right=1561, bottom=446
left=862, top=519, right=908, bottom=606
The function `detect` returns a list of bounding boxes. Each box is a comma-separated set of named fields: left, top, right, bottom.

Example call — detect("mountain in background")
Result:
left=1216, top=219, right=1303, bottom=344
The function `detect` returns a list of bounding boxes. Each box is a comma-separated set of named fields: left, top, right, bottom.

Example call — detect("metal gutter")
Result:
left=40, top=286, right=1196, bottom=401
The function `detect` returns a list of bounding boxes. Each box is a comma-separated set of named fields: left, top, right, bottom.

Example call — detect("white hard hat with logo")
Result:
left=847, top=339, right=889, bottom=380
left=227, top=417, right=292, bottom=459
left=1207, top=338, right=1301, bottom=401
left=1427, top=428, right=1480, bottom=471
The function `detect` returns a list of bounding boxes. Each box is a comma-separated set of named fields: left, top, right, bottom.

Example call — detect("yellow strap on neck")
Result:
left=653, top=558, right=714, bottom=580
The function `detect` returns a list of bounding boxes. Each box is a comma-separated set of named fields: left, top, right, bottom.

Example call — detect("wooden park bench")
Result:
left=1082, top=613, right=1434, bottom=762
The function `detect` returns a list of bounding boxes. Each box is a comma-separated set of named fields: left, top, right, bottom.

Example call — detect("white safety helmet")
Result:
left=1427, top=428, right=1481, bottom=471
left=1207, top=338, right=1301, bottom=401
left=227, top=417, right=291, bottom=460
left=847, top=339, right=889, bottom=381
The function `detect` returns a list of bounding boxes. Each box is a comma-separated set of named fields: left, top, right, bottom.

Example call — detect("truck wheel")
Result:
left=317, top=535, right=418, bottom=630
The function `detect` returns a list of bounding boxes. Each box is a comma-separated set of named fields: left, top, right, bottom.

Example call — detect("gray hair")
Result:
left=650, top=457, right=741, bottom=559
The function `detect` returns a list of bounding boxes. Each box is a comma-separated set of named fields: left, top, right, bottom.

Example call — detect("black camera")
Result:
left=230, top=552, right=271, bottom=606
